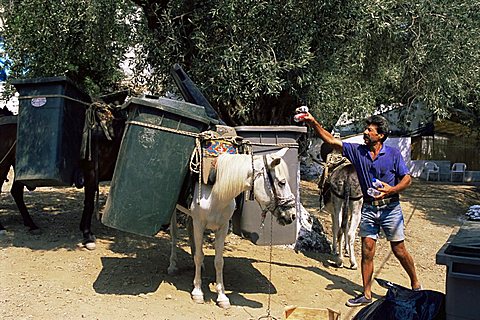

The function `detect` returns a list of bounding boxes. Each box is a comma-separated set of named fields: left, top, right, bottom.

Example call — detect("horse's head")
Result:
left=253, top=148, right=296, bottom=226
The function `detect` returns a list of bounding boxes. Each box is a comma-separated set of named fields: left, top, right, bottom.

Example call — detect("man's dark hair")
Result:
left=365, top=115, right=389, bottom=142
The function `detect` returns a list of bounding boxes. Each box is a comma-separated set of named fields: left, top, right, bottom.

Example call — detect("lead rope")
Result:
left=258, top=212, right=277, bottom=320
left=0, top=140, right=16, bottom=167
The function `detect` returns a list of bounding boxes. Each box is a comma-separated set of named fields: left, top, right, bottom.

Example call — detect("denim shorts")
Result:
left=359, top=201, right=405, bottom=241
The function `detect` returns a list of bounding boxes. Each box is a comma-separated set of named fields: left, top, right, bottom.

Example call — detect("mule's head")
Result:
left=253, top=148, right=297, bottom=226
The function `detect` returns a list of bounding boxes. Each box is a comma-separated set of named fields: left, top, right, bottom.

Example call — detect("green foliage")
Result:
left=1, top=0, right=134, bottom=96
left=304, top=0, right=480, bottom=127
left=130, top=0, right=480, bottom=127
left=2, top=0, right=479, bottom=127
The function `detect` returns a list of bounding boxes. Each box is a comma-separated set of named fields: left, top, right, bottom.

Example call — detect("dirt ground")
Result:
left=1, top=169, right=480, bottom=320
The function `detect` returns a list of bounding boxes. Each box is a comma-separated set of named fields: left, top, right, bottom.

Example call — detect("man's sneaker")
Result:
left=346, top=294, right=372, bottom=307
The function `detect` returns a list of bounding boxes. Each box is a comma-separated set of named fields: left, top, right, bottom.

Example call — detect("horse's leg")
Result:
left=331, top=197, right=344, bottom=267
left=347, top=200, right=362, bottom=270
left=168, top=210, right=179, bottom=275
left=11, top=181, right=39, bottom=233
left=80, top=168, right=96, bottom=250
left=191, top=219, right=206, bottom=304
left=213, top=222, right=231, bottom=309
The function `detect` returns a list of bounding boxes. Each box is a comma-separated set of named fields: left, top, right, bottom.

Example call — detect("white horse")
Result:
left=168, top=148, right=297, bottom=308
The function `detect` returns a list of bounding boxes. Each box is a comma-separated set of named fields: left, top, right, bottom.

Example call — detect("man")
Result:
left=298, top=112, right=421, bottom=307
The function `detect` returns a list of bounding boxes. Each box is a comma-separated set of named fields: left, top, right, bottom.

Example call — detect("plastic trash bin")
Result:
left=232, top=125, right=307, bottom=245
left=11, top=76, right=91, bottom=188
left=102, top=96, right=211, bottom=237
left=436, top=221, right=480, bottom=320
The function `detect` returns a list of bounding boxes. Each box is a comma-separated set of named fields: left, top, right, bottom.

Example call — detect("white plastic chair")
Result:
left=424, top=162, right=439, bottom=181
left=451, top=163, right=467, bottom=182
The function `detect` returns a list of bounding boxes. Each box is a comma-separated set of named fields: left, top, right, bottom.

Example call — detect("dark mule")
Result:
left=0, top=92, right=128, bottom=249
left=0, top=106, right=38, bottom=233
left=78, top=91, right=128, bottom=249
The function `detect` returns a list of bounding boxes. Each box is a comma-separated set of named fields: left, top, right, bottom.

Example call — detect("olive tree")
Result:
left=0, top=0, right=134, bottom=96
left=2, top=0, right=479, bottom=127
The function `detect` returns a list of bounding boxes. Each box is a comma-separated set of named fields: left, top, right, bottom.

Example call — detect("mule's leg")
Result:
left=80, top=168, right=97, bottom=250
left=0, top=177, right=5, bottom=233
left=191, top=220, right=206, bottom=304
left=331, top=198, right=344, bottom=267
left=346, top=200, right=362, bottom=270
left=0, top=171, right=6, bottom=233
left=213, top=222, right=231, bottom=309
left=11, top=181, right=39, bottom=233
left=168, top=211, right=179, bottom=275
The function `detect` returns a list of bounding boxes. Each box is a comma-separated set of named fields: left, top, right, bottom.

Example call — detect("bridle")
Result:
left=251, top=154, right=296, bottom=226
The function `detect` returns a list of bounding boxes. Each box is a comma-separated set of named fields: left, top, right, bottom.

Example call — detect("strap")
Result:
left=18, top=94, right=91, bottom=107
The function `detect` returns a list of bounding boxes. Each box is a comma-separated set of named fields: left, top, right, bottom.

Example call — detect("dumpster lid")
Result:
left=444, top=221, right=480, bottom=258
left=126, top=96, right=211, bottom=125
left=235, top=125, right=307, bottom=133
left=11, top=76, right=82, bottom=87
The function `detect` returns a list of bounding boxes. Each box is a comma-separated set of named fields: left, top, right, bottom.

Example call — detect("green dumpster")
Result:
left=102, top=97, right=211, bottom=237
left=12, top=77, right=91, bottom=188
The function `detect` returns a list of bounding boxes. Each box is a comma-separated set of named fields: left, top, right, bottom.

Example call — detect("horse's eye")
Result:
left=278, top=179, right=287, bottom=187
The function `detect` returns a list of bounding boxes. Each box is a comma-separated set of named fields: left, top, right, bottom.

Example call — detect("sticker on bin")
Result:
left=203, top=140, right=238, bottom=156
left=31, top=97, right=47, bottom=108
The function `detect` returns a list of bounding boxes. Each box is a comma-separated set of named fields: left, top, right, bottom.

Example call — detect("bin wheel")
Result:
left=74, top=169, right=84, bottom=189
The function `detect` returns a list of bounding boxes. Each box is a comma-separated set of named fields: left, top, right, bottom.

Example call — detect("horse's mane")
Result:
left=212, top=153, right=252, bottom=201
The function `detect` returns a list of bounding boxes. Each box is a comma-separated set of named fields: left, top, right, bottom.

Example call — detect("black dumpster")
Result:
left=232, top=126, right=307, bottom=245
left=12, top=77, right=91, bottom=188
left=436, top=221, right=480, bottom=320
left=102, top=97, right=211, bottom=237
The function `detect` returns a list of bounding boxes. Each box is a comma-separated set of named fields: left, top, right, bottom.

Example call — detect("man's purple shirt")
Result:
left=342, top=142, right=410, bottom=200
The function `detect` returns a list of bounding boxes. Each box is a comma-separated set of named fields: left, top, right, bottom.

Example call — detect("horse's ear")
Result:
left=270, top=157, right=282, bottom=168
left=274, top=147, right=288, bottom=158
left=268, top=148, right=288, bottom=168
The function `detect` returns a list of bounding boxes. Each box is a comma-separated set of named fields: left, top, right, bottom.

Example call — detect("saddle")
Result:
left=317, top=150, right=351, bottom=206
left=80, top=100, right=127, bottom=161
left=201, top=125, right=241, bottom=185
left=177, top=125, right=242, bottom=209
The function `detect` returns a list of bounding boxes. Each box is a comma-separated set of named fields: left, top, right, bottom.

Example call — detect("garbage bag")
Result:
left=353, top=278, right=445, bottom=320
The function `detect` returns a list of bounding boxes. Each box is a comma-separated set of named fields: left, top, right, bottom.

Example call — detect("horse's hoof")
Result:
left=85, top=242, right=96, bottom=250
left=192, top=295, right=204, bottom=304
left=350, top=264, right=358, bottom=270
left=217, top=300, right=231, bottom=309
left=335, top=261, right=343, bottom=268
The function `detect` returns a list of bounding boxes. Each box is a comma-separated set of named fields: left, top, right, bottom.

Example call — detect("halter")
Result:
left=252, top=155, right=296, bottom=227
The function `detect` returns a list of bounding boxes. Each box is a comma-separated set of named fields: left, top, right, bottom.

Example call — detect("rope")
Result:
left=18, top=94, right=91, bottom=107
left=0, top=140, right=16, bottom=167
left=247, top=141, right=298, bottom=148
left=258, top=213, right=278, bottom=320
left=126, top=120, right=200, bottom=138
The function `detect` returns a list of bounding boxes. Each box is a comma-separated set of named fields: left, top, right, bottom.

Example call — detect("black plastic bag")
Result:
left=353, top=278, right=446, bottom=320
